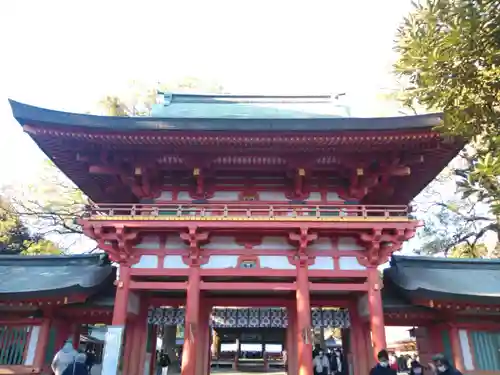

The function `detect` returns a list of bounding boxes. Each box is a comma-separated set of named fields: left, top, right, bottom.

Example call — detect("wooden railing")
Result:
left=86, top=203, right=411, bottom=221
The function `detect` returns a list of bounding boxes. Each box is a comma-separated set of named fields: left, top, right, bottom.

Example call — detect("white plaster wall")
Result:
left=202, top=236, right=245, bottom=250
left=136, top=236, right=161, bottom=249
left=309, top=237, right=333, bottom=250
left=309, top=256, right=335, bottom=270
left=339, top=257, right=366, bottom=270
left=127, top=292, right=140, bottom=315
left=459, top=329, right=475, bottom=370
left=338, top=237, right=365, bottom=251
left=102, top=327, right=124, bottom=375
left=258, top=256, right=295, bottom=270
left=165, top=236, right=190, bottom=250
left=209, top=191, right=240, bottom=201
left=308, top=192, right=322, bottom=201
left=254, top=236, right=295, bottom=250
left=259, top=191, right=288, bottom=201
left=201, top=256, right=239, bottom=269
left=357, top=295, right=369, bottom=318
left=132, top=255, right=159, bottom=269
left=164, top=255, right=189, bottom=269
left=326, top=192, right=342, bottom=201
left=177, top=191, right=191, bottom=200
left=157, top=191, right=173, bottom=200
left=24, top=326, right=40, bottom=365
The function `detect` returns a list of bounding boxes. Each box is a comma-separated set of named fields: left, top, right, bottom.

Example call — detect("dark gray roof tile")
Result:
left=384, top=255, right=500, bottom=303
left=0, top=254, right=114, bottom=299
left=9, top=98, right=442, bottom=132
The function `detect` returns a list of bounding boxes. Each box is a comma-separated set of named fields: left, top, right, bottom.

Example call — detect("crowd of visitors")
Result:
left=296, top=343, right=463, bottom=375
left=310, top=345, right=347, bottom=375
left=50, top=340, right=97, bottom=375
left=370, top=350, right=462, bottom=375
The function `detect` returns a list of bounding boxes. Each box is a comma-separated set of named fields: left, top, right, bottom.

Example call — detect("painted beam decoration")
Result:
left=148, top=307, right=350, bottom=328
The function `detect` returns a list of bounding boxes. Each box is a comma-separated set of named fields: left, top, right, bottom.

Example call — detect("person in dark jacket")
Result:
left=429, top=354, right=462, bottom=375
left=409, top=356, right=424, bottom=375
left=370, top=350, right=398, bottom=375
left=62, top=353, right=89, bottom=375
left=84, top=349, right=95, bottom=373
left=159, top=351, right=171, bottom=375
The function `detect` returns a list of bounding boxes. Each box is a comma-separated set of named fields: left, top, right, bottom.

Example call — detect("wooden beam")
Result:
left=200, top=282, right=295, bottom=291
left=129, top=281, right=188, bottom=290
left=0, top=319, right=43, bottom=326
left=89, top=165, right=119, bottom=175
left=129, top=268, right=189, bottom=277
left=309, top=282, right=369, bottom=292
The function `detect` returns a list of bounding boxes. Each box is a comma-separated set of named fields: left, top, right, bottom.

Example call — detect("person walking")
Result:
left=51, top=340, right=78, bottom=375
left=428, top=354, right=462, bottom=375
left=159, top=351, right=171, bottom=375
left=369, top=350, right=398, bottom=375
left=313, top=350, right=330, bottom=375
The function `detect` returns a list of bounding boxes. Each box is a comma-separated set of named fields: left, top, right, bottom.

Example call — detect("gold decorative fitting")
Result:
left=298, top=168, right=306, bottom=176
left=193, top=168, right=200, bottom=176
left=356, top=168, right=364, bottom=176
left=134, top=167, right=142, bottom=176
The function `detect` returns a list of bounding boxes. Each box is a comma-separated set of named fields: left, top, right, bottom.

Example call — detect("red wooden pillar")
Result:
left=181, top=266, right=201, bottom=375
left=122, top=318, right=136, bottom=375
left=33, top=317, right=51, bottom=369
left=449, top=325, right=464, bottom=372
left=148, top=325, right=158, bottom=375
left=54, top=320, right=71, bottom=351
left=349, top=304, right=367, bottom=375
left=112, top=265, right=131, bottom=326
left=367, top=267, right=386, bottom=359
left=287, top=304, right=298, bottom=375
left=105, top=265, right=131, bottom=375
left=72, top=323, right=82, bottom=349
left=196, top=302, right=211, bottom=375
left=136, top=304, right=150, bottom=375
left=363, top=322, right=375, bottom=369
left=296, top=264, right=313, bottom=375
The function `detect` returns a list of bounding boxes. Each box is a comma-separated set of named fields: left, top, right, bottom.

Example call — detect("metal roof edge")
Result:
left=8, top=99, right=443, bottom=132
left=391, top=254, right=500, bottom=268
left=0, top=253, right=108, bottom=266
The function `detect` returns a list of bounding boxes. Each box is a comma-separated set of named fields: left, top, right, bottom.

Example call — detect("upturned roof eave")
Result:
left=8, top=99, right=443, bottom=133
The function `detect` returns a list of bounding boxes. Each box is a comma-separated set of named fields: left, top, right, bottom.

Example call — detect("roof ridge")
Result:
left=391, top=254, right=500, bottom=266
left=0, top=254, right=101, bottom=261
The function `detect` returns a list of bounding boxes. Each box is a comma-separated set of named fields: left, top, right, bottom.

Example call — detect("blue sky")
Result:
left=0, top=0, right=415, bottom=186
left=0, top=0, right=437, bottom=257
left=0, top=0, right=424, bottom=341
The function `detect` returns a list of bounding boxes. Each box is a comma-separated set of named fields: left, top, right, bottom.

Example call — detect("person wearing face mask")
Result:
left=409, top=357, right=424, bottom=375
left=369, top=350, right=398, bottom=375
left=313, top=350, right=330, bottom=375
left=429, top=354, right=463, bottom=375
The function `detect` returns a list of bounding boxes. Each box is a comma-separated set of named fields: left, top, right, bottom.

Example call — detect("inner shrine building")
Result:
left=6, top=94, right=465, bottom=375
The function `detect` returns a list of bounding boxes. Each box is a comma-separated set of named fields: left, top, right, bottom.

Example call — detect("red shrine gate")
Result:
left=7, top=95, right=464, bottom=375
left=82, top=207, right=418, bottom=375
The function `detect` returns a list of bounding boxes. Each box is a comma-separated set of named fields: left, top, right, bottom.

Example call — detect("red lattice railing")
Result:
left=87, top=203, right=411, bottom=220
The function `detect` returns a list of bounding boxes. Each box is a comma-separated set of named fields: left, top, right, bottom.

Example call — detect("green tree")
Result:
left=0, top=195, right=60, bottom=255
left=10, top=160, right=88, bottom=238
left=395, top=0, right=500, bottom=254
left=449, top=243, right=488, bottom=259
left=98, top=78, right=225, bottom=116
